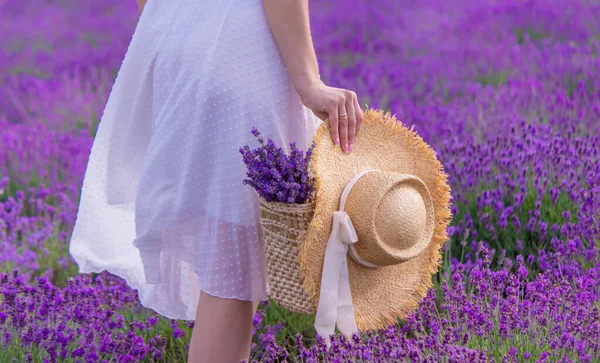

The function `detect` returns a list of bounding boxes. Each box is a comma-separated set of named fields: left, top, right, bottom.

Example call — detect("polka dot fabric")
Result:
left=69, top=0, right=321, bottom=321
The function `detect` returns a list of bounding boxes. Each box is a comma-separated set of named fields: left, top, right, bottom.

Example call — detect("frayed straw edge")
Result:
left=356, top=109, right=453, bottom=331
left=297, top=114, right=329, bottom=313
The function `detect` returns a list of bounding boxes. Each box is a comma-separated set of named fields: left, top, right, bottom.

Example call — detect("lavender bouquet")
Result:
left=240, top=127, right=315, bottom=204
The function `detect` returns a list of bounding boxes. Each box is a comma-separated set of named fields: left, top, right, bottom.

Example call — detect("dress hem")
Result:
left=72, top=251, right=269, bottom=322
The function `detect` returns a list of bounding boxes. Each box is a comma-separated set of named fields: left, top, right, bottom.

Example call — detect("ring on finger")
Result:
left=339, top=114, right=348, bottom=120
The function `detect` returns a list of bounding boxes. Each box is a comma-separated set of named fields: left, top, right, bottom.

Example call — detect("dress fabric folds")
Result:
left=69, top=0, right=320, bottom=320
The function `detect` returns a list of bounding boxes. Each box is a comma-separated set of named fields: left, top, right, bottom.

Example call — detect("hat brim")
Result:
left=299, top=108, right=452, bottom=331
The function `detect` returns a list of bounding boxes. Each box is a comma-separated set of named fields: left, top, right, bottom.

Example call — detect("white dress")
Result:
left=69, top=0, right=320, bottom=321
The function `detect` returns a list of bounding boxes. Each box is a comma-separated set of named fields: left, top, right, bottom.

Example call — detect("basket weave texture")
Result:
left=257, top=195, right=316, bottom=314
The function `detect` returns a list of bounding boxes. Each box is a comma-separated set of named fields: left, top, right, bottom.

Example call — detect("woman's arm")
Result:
left=262, top=0, right=320, bottom=100
left=263, top=0, right=363, bottom=153
left=135, top=0, right=146, bottom=14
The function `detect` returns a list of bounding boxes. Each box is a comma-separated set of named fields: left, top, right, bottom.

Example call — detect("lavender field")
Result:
left=1, top=0, right=600, bottom=361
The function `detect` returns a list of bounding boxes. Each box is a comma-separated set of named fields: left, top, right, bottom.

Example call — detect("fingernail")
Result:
left=335, top=138, right=340, bottom=145
left=344, top=143, right=349, bottom=153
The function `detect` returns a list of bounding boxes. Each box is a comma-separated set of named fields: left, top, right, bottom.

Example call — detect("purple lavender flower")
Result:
left=240, top=128, right=315, bottom=204
left=2, top=0, right=600, bottom=361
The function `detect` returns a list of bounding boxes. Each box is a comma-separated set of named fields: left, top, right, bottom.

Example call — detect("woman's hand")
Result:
left=261, top=0, right=362, bottom=152
left=298, top=80, right=364, bottom=153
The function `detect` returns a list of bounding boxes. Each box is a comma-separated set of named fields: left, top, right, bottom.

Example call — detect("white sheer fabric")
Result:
left=69, top=0, right=320, bottom=321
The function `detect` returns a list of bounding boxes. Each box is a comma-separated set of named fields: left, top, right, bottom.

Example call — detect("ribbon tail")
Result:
left=336, top=255, right=359, bottom=339
left=314, top=212, right=345, bottom=344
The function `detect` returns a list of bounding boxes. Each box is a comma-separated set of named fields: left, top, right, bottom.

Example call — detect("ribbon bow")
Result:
left=313, top=169, right=380, bottom=348
left=314, top=210, right=360, bottom=346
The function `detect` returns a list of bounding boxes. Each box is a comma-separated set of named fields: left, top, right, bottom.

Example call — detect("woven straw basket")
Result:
left=257, top=195, right=316, bottom=314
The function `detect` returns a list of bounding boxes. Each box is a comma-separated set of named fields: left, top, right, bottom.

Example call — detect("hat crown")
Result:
left=375, top=182, right=428, bottom=252
left=344, top=170, right=435, bottom=266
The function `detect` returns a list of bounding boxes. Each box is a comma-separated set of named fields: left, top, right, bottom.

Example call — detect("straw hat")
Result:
left=300, top=108, right=452, bottom=340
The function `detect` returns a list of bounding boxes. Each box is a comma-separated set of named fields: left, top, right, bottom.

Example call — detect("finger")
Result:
left=327, top=101, right=340, bottom=146
left=345, top=92, right=357, bottom=151
left=353, top=93, right=363, bottom=136
left=338, top=99, right=349, bottom=153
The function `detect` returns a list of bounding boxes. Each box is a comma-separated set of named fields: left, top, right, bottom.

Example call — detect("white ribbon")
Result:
left=314, top=210, right=359, bottom=344
left=314, top=169, right=380, bottom=347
